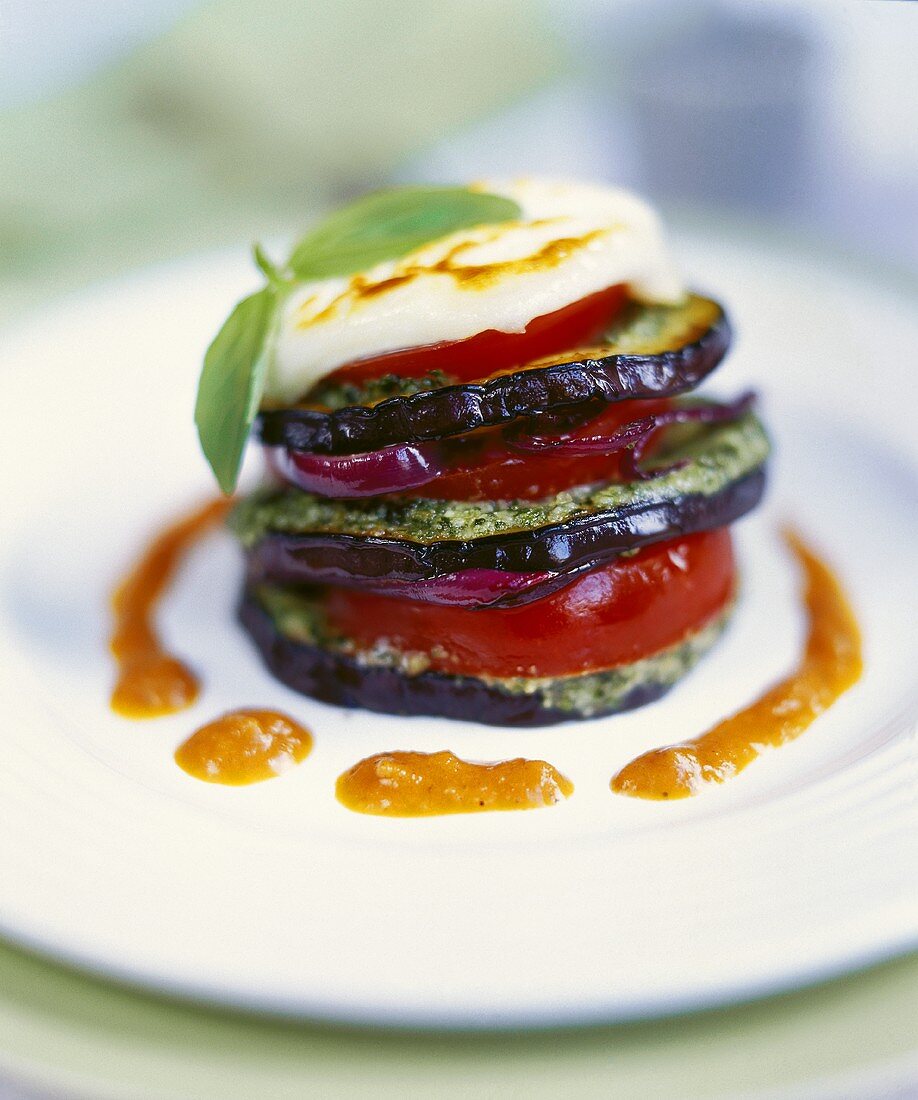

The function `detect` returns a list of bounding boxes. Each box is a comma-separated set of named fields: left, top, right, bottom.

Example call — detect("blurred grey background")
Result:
left=2, top=0, right=916, bottom=331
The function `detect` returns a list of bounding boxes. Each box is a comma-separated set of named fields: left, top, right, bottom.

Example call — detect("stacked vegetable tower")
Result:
left=196, top=181, right=769, bottom=726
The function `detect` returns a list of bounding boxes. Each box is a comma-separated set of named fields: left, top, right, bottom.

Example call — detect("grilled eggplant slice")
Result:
left=239, top=583, right=732, bottom=726
left=256, top=294, right=730, bottom=455
left=234, top=409, right=768, bottom=591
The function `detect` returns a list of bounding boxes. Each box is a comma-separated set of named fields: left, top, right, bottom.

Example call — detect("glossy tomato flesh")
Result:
left=323, top=529, right=735, bottom=678
left=405, top=396, right=672, bottom=501
left=325, top=284, right=627, bottom=386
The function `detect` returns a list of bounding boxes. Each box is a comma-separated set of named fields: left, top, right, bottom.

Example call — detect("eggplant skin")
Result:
left=235, top=409, right=769, bottom=550
left=256, top=294, right=731, bottom=456
left=236, top=409, right=769, bottom=588
left=237, top=586, right=731, bottom=727
left=245, top=469, right=765, bottom=594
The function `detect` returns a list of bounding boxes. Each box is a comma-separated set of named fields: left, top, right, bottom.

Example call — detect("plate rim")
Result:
left=0, top=234, right=916, bottom=1028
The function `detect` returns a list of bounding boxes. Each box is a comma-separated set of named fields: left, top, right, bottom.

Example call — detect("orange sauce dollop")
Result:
left=110, top=499, right=231, bottom=718
left=611, top=529, right=862, bottom=800
left=337, top=750, right=574, bottom=817
left=175, top=709, right=313, bottom=785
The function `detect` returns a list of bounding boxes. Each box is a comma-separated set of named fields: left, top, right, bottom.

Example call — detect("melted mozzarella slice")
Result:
left=267, top=179, right=684, bottom=404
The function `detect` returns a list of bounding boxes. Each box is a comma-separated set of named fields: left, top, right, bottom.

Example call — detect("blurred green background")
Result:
left=4, top=0, right=916, bottom=327
left=1, top=0, right=562, bottom=322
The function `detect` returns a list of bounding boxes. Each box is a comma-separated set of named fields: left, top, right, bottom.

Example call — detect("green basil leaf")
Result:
left=194, top=286, right=276, bottom=494
left=288, top=186, right=521, bottom=280
left=196, top=188, right=520, bottom=492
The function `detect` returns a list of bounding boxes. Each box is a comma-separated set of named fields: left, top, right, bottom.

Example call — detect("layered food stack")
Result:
left=196, top=180, right=770, bottom=725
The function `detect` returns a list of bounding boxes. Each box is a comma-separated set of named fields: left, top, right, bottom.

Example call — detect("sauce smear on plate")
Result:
left=175, top=709, right=313, bottom=784
left=611, top=529, right=862, bottom=800
left=337, top=750, right=573, bottom=816
left=110, top=498, right=231, bottom=717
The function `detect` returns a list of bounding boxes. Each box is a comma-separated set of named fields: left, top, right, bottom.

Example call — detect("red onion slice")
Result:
left=247, top=550, right=561, bottom=608
left=267, top=441, right=444, bottom=497
left=268, top=393, right=756, bottom=497
left=357, top=568, right=558, bottom=607
left=507, top=392, right=756, bottom=480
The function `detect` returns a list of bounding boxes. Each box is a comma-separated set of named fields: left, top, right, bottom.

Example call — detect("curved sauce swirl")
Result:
left=337, top=750, right=573, bottom=816
left=175, top=709, right=313, bottom=785
left=110, top=499, right=231, bottom=718
left=110, top=501, right=860, bottom=807
left=611, top=530, right=862, bottom=800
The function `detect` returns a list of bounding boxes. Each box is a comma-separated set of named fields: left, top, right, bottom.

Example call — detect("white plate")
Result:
left=0, top=235, right=915, bottom=1028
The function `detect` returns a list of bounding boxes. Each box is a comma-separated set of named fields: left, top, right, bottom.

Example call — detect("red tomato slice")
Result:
left=404, top=397, right=672, bottom=501
left=323, top=529, right=735, bottom=678
left=326, top=284, right=627, bottom=386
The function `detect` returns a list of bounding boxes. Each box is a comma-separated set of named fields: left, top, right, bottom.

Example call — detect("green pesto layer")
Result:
left=252, top=583, right=732, bottom=719
left=232, top=410, right=769, bottom=547
left=307, top=369, right=455, bottom=411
